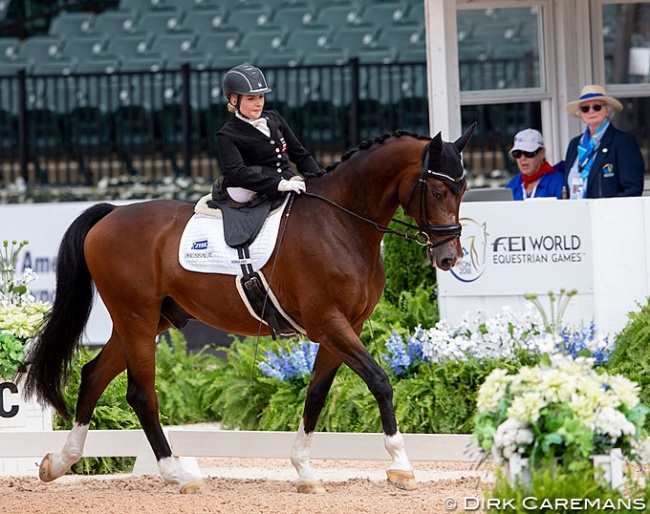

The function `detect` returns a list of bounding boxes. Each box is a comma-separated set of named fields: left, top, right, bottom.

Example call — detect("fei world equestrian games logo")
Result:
left=450, top=217, right=488, bottom=283
left=450, top=217, right=586, bottom=284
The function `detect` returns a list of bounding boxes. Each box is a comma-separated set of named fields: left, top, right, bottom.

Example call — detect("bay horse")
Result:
left=22, top=125, right=475, bottom=494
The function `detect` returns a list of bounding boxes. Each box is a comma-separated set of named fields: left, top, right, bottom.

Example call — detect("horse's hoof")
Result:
left=39, top=453, right=56, bottom=483
left=180, top=479, right=204, bottom=494
left=296, top=480, right=326, bottom=494
left=386, top=469, right=418, bottom=490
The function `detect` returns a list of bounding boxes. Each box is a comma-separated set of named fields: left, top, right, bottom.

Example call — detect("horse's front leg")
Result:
left=291, top=346, right=341, bottom=493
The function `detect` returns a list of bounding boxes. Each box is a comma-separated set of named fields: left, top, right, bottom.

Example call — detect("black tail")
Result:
left=21, top=203, right=116, bottom=419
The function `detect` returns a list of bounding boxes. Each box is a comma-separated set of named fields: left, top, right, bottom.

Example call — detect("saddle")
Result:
left=205, top=177, right=302, bottom=339
left=207, top=176, right=285, bottom=248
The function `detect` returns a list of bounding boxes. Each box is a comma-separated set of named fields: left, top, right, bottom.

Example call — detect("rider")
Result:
left=214, top=63, right=325, bottom=204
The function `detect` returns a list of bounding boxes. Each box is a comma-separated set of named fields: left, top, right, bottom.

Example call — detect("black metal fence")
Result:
left=0, top=58, right=545, bottom=187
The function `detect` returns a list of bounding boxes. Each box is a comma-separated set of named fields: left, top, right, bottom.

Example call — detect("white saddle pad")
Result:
left=179, top=196, right=289, bottom=275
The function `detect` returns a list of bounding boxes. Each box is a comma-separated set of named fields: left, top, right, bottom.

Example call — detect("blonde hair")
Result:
left=226, top=93, right=237, bottom=113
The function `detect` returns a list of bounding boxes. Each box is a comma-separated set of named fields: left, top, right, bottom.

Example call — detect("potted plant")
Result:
left=472, top=352, right=648, bottom=488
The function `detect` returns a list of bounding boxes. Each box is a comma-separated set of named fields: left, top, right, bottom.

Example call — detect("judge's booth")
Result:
left=437, top=196, right=650, bottom=336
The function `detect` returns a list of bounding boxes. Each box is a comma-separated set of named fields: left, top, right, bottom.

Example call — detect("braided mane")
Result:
left=325, top=130, right=431, bottom=173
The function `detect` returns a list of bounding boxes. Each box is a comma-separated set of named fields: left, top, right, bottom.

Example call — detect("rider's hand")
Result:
left=278, top=178, right=306, bottom=194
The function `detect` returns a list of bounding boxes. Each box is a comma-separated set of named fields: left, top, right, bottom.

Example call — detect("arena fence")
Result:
left=0, top=429, right=478, bottom=477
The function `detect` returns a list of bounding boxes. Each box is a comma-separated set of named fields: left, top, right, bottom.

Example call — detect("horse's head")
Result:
left=402, top=123, right=476, bottom=270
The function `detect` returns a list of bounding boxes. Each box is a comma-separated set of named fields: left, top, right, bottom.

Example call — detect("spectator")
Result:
left=506, top=128, right=564, bottom=200
left=564, top=84, right=645, bottom=199
left=214, top=64, right=325, bottom=205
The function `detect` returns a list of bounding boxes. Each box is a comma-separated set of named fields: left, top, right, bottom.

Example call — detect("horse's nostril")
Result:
left=439, top=258, right=454, bottom=270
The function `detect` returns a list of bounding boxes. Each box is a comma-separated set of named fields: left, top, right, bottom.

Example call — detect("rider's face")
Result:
left=234, top=94, right=265, bottom=120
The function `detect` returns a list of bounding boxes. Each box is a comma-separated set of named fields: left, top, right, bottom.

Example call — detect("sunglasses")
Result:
left=511, top=149, right=540, bottom=159
left=580, top=103, right=605, bottom=113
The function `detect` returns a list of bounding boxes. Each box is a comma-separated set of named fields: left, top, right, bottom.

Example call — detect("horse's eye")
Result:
left=430, top=188, right=443, bottom=200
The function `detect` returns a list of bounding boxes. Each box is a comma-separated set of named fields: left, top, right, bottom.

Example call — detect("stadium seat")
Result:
left=194, top=30, right=242, bottom=58
left=134, top=8, right=184, bottom=35
left=237, top=26, right=287, bottom=54
left=105, top=33, right=154, bottom=60
left=402, top=1, right=425, bottom=27
left=270, top=3, right=316, bottom=28
left=179, top=6, right=227, bottom=33
left=150, top=32, right=197, bottom=62
left=375, top=23, right=424, bottom=54
left=328, top=25, right=378, bottom=53
left=222, top=5, right=272, bottom=31
left=312, top=3, right=362, bottom=26
left=283, top=25, right=332, bottom=55
left=16, top=35, right=66, bottom=64
left=357, top=2, right=407, bottom=26
left=60, top=34, right=109, bottom=62
left=91, top=9, right=138, bottom=36
left=0, top=38, right=20, bottom=61
left=48, top=11, right=95, bottom=37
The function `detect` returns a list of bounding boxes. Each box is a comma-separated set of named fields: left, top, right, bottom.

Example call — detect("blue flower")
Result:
left=258, top=339, right=319, bottom=384
left=380, top=331, right=428, bottom=377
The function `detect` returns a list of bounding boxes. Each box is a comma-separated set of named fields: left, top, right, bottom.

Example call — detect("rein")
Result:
left=302, top=190, right=460, bottom=249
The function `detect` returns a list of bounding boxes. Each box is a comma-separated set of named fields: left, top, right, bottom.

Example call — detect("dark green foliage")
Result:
left=382, top=208, right=437, bottom=306
left=155, top=329, right=223, bottom=425
left=360, top=284, right=438, bottom=347
left=605, top=298, right=650, bottom=431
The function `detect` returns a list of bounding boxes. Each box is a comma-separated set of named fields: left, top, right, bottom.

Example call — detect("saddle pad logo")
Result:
left=191, top=240, right=208, bottom=250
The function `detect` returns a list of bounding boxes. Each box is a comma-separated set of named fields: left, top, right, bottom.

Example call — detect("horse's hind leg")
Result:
left=122, top=333, right=203, bottom=494
left=291, top=346, right=341, bottom=494
left=39, top=333, right=126, bottom=482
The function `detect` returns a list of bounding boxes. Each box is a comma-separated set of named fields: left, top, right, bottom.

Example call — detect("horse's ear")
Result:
left=454, top=122, right=477, bottom=153
left=430, top=131, right=443, bottom=156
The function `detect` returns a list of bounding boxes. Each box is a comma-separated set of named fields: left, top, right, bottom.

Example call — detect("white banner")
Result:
left=0, top=201, right=134, bottom=345
left=438, top=199, right=594, bottom=296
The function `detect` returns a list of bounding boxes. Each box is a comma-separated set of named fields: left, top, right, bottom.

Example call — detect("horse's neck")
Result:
left=320, top=149, right=414, bottom=228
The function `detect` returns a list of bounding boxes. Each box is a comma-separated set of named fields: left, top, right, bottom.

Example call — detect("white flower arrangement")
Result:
left=473, top=353, right=648, bottom=470
left=0, top=240, right=51, bottom=379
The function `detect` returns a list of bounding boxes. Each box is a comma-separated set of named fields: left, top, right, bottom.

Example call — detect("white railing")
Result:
left=0, top=429, right=479, bottom=476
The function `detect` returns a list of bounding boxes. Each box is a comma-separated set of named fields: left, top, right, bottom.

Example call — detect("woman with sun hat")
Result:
left=564, top=84, right=645, bottom=199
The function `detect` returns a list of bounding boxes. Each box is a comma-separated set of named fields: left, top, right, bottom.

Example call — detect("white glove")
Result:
left=277, top=178, right=306, bottom=194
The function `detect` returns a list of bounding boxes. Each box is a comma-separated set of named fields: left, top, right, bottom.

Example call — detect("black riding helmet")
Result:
left=222, top=64, right=272, bottom=98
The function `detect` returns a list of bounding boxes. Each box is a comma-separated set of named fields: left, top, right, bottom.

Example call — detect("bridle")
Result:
left=303, top=142, right=464, bottom=249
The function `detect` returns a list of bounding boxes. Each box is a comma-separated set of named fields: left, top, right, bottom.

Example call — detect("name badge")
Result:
left=570, top=177, right=584, bottom=200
